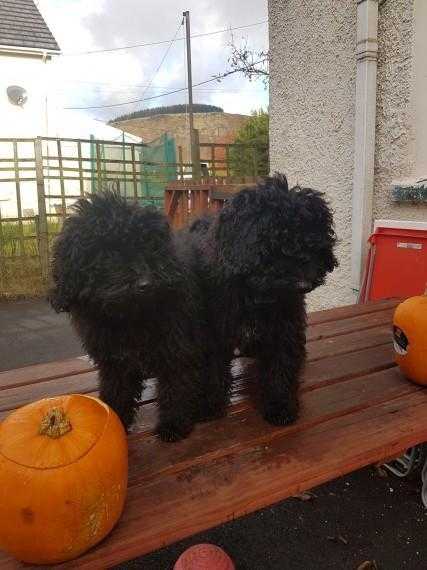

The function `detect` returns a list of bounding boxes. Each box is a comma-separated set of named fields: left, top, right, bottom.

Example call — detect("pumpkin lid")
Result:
left=0, top=395, right=110, bottom=469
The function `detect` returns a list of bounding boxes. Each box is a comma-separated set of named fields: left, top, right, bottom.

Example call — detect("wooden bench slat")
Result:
left=0, top=357, right=93, bottom=391
left=307, top=325, right=391, bottom=361
left=0, top=377, right=159, bottom=418
left=24, top=389, right=426, bottom=570
left=0, top=371, right=98, bottom=414
left=307, top=298, right=398, bottom=325
left=303, top=343, right=395, bottom=390
left=228, top=343, right=396, bottom=410
left=307, top=308, right=393, bottom=342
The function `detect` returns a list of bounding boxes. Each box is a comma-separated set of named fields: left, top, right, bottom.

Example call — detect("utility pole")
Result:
left=183, top=10, right=200, bottom=178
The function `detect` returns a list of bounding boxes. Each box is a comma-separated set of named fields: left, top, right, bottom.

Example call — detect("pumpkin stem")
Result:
left=39, top=407, right=72, bottom=438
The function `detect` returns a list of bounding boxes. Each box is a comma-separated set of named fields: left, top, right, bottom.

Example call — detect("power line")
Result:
left=53, top=77, right=268, bottom=90
left=55, top=85, right=266, bottom=94
left=138, top=20, right=183, bottom=103
left=63, top=20, right=267, bottom=56
left=64, top=59, right=268, bottom=110
left=64, top=85, right=191, bottom=110
left=56, top=85, right=265, bottom=93
left=55, top=78, right=176, bottom=87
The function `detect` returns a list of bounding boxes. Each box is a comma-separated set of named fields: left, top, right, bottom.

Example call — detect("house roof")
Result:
left=0, top=0, right=60, bottom=53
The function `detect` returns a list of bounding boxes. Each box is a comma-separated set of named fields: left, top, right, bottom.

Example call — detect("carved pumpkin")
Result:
left=0, top=394, right=128, bottom=565
left=393, top=290, right=427, bottom=385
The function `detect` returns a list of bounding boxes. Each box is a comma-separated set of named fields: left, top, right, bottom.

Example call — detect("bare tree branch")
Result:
left=216, top=40, right=270, bottom=86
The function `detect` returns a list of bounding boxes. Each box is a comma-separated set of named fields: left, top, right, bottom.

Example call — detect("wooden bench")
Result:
left=1, top=299, right=427, bottom=569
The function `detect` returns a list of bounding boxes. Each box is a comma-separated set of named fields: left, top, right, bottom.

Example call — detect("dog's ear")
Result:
left=213, top=189, right=260, bottom=278
left=131, top=205, right=172, bottom=247
left=48, top=220, right=84, bottom=313
left=48, top=283, right=71, bottom=313
left=271, top=172, right=289, bottom=193
left=295, top=187, right=339, bottom=272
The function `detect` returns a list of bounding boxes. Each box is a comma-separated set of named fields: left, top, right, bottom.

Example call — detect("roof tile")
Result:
left=0, top=0, right=60, bottom=52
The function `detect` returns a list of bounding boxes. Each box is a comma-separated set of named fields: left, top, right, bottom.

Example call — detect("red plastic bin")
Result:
left=360, top=220, right=427, bottom=302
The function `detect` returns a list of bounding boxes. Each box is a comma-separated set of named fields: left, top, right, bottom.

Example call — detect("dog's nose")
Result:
left=136, top=278, right=150, bottom=291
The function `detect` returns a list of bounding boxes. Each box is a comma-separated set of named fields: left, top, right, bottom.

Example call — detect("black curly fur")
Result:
left=188, top=173, right=338, bottom=425
left=49, top=191, right=208, bottom=442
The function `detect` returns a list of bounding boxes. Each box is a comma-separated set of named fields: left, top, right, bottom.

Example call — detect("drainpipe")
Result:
left=351, top=0, right=379, bottom=297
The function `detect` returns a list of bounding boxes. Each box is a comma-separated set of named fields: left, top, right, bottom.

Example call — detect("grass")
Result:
left=0, top=219, right=62, bottom=298
left=0, top=258, right=44, bottom=299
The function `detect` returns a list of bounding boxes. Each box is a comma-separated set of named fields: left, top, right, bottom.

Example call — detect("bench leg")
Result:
left=98, top=361, right=144, bottom=431
left=383, top=445, right=427, bottom=478
left=382, top=444, right=427, bottom=507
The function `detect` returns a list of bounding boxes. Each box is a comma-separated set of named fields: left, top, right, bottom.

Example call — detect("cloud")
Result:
left=37, top=0, right=268, bottom=124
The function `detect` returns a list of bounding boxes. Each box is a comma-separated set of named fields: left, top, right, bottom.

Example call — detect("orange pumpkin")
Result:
left=393, top=289, right=427, bottom=385
left=0, top=394, right=128, bottom=565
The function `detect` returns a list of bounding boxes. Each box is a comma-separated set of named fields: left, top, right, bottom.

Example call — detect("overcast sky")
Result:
left=37, top=0, right=269, bottom=124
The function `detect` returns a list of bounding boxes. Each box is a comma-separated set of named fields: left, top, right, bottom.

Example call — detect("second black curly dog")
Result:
left=188, top=174, right=338, bottom=426
left=49, top=191, right=207, bottom=442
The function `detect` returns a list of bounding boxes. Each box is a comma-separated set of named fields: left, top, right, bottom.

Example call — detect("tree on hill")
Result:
left=110, top=104, right=224, bottom=124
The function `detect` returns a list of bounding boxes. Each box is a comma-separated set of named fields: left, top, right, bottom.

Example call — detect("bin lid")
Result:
left=374, top=219, right=427, bottom=232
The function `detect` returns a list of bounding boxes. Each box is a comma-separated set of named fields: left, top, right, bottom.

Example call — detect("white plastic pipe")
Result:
left=351, top=0, right=379, bottom=296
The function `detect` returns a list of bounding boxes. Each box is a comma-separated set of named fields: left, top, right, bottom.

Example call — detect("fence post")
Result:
left=35, top=137, right=49, bottom=284
left=95, top=141, right=102, bottom=190
left=131, top=144, right=138, bottom=200
left=210, top=143, right=216, bottom=179
left=225, top=145, right=231, bottom=178
left=192, top=129, right=201, bottom=180
left=252, top=146, right=257, bottom=177
left=178, top=146, right=184, bottom=181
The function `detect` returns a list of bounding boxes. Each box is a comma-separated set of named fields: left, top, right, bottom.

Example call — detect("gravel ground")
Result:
left=0, top=298, right=81, bottom=372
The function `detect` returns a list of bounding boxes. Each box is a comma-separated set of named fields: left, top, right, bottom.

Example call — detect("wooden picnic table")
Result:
left=1, top=298, right=427, bottom=569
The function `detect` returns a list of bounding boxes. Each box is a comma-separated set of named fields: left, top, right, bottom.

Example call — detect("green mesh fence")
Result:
left=90, top=133, right=177, bottom=208
left=140, top=134, right=177, bottom=207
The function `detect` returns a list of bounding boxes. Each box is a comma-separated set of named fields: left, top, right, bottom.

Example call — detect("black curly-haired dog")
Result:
left=49, top=191, right=207, bottom=442
left=188, top=174, right=338, bottom=426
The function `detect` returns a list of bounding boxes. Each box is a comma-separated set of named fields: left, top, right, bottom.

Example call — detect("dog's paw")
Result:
left=157, top=421, right=193, bottom=443
left=264, top=408, right=298, bottom=427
